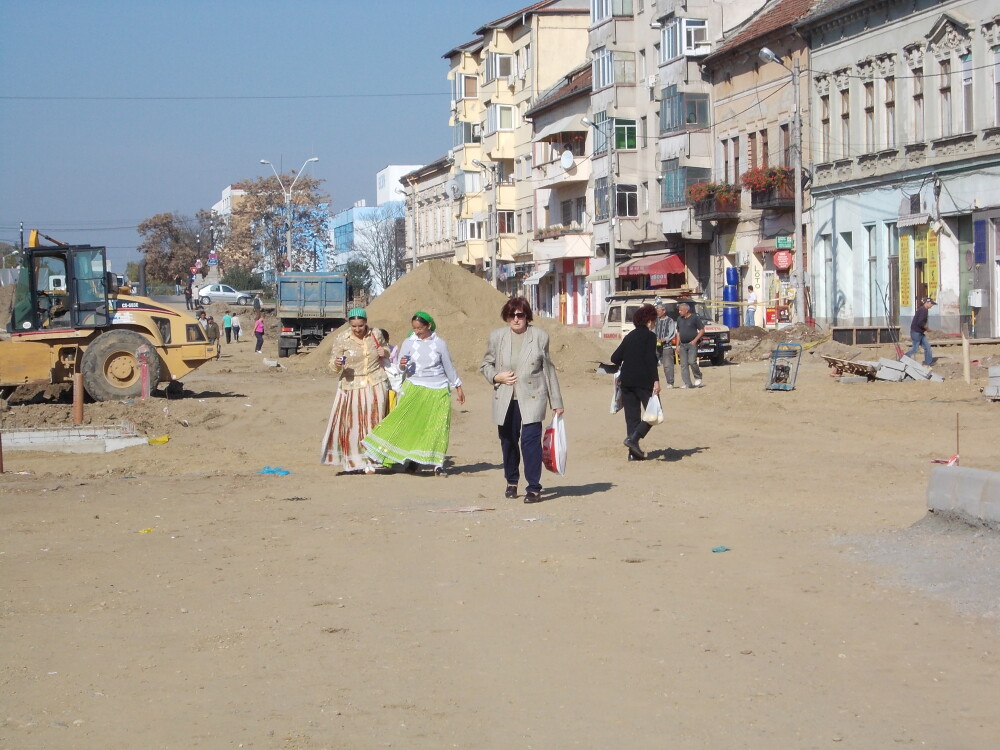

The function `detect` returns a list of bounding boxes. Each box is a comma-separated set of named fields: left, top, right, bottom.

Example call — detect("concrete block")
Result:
left=983, top=385, right=1000, bottom=399
left=876, top=367, right=905, bottom=382
left=928, top=372, right=945, bottom=382
left=877, top=358, right=905, bottom=371
left=927, top=466, right=1000, bottom=528
left=989, top=366, right=1000, bottom=379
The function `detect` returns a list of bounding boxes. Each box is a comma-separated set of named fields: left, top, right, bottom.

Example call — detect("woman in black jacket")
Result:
left=610, top=304, right=661, bottom=461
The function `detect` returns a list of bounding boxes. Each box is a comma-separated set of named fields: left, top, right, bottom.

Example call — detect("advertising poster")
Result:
left=926, top=228, right=939, bottom=300
left=899, top=233, right=912, bottom=308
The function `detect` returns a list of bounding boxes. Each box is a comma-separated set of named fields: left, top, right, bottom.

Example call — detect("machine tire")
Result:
left=81, top=330, right=162, bottom=402
left=200, top=296, right=211, bottom=305
left=278, top=346, right=290, bottom=358
left=237, top=296, right=251, bottom=306
left=711, top=351, right=726, bottom=366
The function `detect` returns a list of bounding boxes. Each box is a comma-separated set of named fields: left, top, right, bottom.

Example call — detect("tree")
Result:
left=0, top=241, right=20, bottom=270
left=136, top=212, right=213, bottom=283
left=345, top=257, right=373, bottom=300
left=221, top=266, right=263, bottom=292
left=223, top=174, right=330, bottom=280
left=353, top=203, right=405, bottom=293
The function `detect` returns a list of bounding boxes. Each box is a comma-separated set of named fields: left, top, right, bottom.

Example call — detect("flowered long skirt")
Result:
left=362, top=383, right=451, bottom=468
left=320, top=382, right=389, bottom=470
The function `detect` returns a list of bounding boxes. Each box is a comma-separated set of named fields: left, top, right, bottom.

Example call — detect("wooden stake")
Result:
left=73, top=373, right=84, bottom=425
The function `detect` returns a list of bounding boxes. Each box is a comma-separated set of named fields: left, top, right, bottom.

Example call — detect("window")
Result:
left=575, top=197, right=586, bottom=224
left=591, top=0, right=632, bottom=22
left=748, top=132, right=757, bottom=168
left=484, top=53, right=513, bottom=83
left=593, top=47, right=613, bottom=89
left=525, top=210, right=533, bottom=232
left=561, top=199, right=573, bottom=225
left=452, top=121, right=482, bottom=147
left=454, top=74, right=477, bottom=100
left=721, top=139, right=729, bottom=184
left=731, top=136, right=740, bottom=184
left=659, top=18, right=708, bottom=62
left=640, top=116, right=647, bottom=149
left=820, top=94, right=831, bottom=160
left=595, top=177, right=610, bottom=221
left=615, top=118, right=637, bottom=149
left=616, top=184, right=638, bottom=217
left=939, top=58, right=952, bottom=137
left=866, top=224, right=878, bottom=317
left=961, top=54, right=973, bottom=133
left=760, top=128, right=769, bottom=167
left=593, top=110, right=609, bottom=155
left=456, top=219, right=484, bottom=242
left=486, top=104, right=515, bottom=133
left=660, top=158, right=710, bottom=208
left=913, top=68, right=924, bottom=141
left=839, top=90, right=850, bottom=158
left=496, top=210, right=514, bottom=234
left=884, top=78, right=896, bottom=148
left=864, top=81, right=875, bottom=152
left=659, top=85, right=710, bottom=132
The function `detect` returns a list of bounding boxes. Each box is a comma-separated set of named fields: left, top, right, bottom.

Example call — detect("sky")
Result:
left=0, top=0, right=520, bottom=271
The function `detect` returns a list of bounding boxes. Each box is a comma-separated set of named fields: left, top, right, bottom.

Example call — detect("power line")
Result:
left=0, top=92, right=449, bottom=102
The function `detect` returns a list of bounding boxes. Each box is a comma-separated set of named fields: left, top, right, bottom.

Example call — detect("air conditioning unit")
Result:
left=449, top=99, right=457, bottom=112
left=689, top=43, right=712, bottom=57
left=506, top=74, right=517, bottom=88
left=646, top=74, right=658, bottom=88
left=518, top=69, right=527, bottom=82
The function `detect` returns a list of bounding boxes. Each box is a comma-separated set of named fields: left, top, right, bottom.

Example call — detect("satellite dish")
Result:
left=448, top=179, right=464, bottom=199
left=560, top=150, right=574, bottom=170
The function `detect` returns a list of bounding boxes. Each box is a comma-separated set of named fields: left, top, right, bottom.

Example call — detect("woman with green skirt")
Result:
left=363, top=312, right=465, bottom=475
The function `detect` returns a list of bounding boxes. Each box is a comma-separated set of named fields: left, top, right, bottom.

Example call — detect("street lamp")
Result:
left=260, top=156, right=319, bottom=274
left=758, top=47, right=804, bottom=324
left=581, top=116, right=618, bottom=292
left=472, top=159, right=500, bottom=289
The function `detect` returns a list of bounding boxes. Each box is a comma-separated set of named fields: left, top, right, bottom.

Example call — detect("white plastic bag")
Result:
left=542, top=413, right=567, bottom=475
left=610, top=372, right=622, bottom=414
left=642, top=395, right=664, bottom=425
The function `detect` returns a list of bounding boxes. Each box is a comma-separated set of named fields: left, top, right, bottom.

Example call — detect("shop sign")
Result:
left=773, top=250, right=793, bottom=271
left=775, top=236, right=794, bottom=250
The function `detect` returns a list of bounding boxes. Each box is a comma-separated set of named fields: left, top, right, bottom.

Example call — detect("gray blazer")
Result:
left=480, top=325, right=564, bottom=426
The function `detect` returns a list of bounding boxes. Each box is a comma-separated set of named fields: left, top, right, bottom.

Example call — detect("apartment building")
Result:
left=798, top=0, right=1000, bottom=336
left=398, top=156, right=455, bottom=269
left=444, top=0, right=591, bottom=294
left=699, top=0, right=817, bottom=324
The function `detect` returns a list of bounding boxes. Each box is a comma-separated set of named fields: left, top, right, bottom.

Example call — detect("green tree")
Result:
left=136, top=212, right=213, bottom=283
left=345, top=257, right=373, bottom=299
left=0, top=241, right=21, bottom=270
left=221, top=266, right=263, bottom=292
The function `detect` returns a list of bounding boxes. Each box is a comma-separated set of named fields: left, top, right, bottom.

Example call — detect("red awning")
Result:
left=619, top=252, right=686, bottom=280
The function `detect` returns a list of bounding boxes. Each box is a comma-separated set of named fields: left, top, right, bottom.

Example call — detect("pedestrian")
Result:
left=205, top=315, right=221, bottom=359
left=906, top=297, right=936, bottom=366
left=184, top=283, right=194, bottom=310
left=320, top=308, right=390, bottom=473
left=253, top=312, right=265, bottom=353
left=480, top=297, right=564, bottom=503
left=222, top=311, right=233, bottom=344
left=745, top=285, right=758, bottom=327
left=231, top=313, right=242, bottom=342
left=197, top=310, right=208, bottom=329
left=610, top=304, right=661, bottom=461
left=363, top=311, right=465, bottom=476
left=174, top=275, right=183, bottom=295
left=653, top=300, right=677, bottom=389
left=676, top=301, right=705, bottom=388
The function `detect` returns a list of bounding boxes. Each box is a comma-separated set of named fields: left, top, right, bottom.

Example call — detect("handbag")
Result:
left=541, top=413, right=567, bottom=475
left=642, top=394, right=664, bottom=425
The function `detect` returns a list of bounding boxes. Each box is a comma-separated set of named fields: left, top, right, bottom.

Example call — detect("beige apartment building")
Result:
left=399, top=156, right=454, bottom=270
left=443, top=0, right=591, bottom=295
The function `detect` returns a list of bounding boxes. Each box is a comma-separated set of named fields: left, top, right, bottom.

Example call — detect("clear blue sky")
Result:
left=0, top=0, right=519, bottom=271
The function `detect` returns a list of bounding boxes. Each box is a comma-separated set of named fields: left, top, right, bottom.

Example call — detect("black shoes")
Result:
left=623, top=436, right=646, bottom=460
left=524, top=491, right=543, bottom=504
left=504, top=485, right=518, bottom=499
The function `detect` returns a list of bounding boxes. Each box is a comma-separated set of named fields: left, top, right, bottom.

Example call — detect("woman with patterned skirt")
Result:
left=363, top=311, right=465, bottom=475
left=320, top=307, right=390, bottom=473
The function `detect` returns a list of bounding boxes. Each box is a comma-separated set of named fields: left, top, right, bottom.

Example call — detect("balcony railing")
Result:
left=750, top=183, right=794, bottom=210
left=534, top=222, right=589, bottom=241
left=692, top=194, right=741, bottom=220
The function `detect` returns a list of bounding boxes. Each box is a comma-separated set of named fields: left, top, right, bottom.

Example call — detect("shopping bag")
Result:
left=609, top=372, right=622, bottom=414
left=541, top=413, right=567, bottom=475
left=642, top=394, right=664, bottom=425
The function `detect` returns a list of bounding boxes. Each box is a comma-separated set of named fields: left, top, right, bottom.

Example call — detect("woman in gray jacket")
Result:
left=481, top=297, right=563, bottom=503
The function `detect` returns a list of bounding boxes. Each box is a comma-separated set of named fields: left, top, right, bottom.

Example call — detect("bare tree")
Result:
left=353, top=203, right=405, bottom=293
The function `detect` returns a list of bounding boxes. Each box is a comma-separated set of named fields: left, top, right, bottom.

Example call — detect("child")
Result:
left=380, top=329, right=403, bottom=411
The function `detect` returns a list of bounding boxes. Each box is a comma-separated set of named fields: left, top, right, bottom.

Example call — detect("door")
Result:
left=68, top=247, right=109, bottom=328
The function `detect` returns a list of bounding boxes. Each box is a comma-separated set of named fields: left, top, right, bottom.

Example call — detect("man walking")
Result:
left=653, top=301, right=677, bottom=388
left=745, top=285, right=758, bottom=327
left=906, top=297, right=936, bottom=366
left=676, top=302, right=705, bottom=388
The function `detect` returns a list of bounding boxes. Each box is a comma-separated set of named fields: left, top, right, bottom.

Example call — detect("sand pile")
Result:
left=292, top=260, right=611, bottom=380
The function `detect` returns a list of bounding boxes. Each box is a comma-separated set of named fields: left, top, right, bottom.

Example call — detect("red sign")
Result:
left=773, top=250, right=793, bottom=271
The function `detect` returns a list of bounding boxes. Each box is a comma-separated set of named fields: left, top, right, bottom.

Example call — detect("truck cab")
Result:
left=600, top=289, right=731, bottom=365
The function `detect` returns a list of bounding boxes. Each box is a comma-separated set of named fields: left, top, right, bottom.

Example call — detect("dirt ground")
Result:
left=2, top=265, right=1000, bottom=749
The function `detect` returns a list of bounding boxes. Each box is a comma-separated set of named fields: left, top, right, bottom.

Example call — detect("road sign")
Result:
left=775, top=236, right=794, bottom=250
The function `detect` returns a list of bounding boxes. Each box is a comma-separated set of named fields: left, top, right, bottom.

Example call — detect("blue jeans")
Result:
left=745, top=308, right=756, bottom=326
left=906, top=331, right=933, bottom=366
left=499, top=400, right=543, bottom=493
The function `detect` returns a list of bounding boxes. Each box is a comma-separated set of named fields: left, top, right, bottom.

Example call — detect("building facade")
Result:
left=398, top=156, right=455, bottom=269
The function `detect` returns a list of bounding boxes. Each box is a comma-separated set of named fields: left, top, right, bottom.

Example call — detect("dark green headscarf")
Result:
left=412, top=311, right=435, bottom=332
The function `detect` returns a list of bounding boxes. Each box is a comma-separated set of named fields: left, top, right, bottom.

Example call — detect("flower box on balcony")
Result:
left=687, top=182, right=741, bottom=219
left=749, top=182, right=795, bottom=210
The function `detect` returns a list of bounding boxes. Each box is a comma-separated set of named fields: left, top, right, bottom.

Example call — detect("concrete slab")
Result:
left=2, top=423, right=147, bottom=453
left=927, top=466, right=1000, bottom=529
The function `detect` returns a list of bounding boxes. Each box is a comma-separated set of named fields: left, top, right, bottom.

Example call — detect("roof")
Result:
left=796, top=0, right=867, bottom=28
left=475, top=0, right=588, bottom=35
left=701, top=0, right=820, bottom=65
left=442, top=37, right=483, bottom=61
left=525, top=63, right=592, bottom=118
left=399, top=156, right=452, bottom=185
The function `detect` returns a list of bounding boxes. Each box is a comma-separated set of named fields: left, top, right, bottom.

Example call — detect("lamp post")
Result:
left=472, top=159, right=500, bottom=289
left=260, top=157, right=319, bottom=275
left=582, top=116, right=617, bottom=293
left=758, top=47, right=804, bottom=324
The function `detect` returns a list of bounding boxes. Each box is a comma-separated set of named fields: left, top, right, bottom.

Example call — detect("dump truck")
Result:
left=1, top=237, right=217, bottom=401
left=275, top=271, right=349, bottom=357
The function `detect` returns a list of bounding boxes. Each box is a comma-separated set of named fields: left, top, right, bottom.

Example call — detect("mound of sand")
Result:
left=291, top=260, right=611, bottom=381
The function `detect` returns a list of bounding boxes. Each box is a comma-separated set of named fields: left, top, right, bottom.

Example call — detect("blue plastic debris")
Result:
left=711, top=546, right=731, bottom=553
left=259, top=466, right=291, bottom=476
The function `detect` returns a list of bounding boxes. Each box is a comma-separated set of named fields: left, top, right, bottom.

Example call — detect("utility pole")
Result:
left=260, top=157, right=319, bottom=276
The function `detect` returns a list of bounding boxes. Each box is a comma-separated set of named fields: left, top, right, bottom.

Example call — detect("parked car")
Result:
left=197, top=283, right=253, bottom=306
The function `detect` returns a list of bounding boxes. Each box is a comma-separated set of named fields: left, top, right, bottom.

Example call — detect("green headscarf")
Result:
left=347, top=307, right=367, bottom=320
left=412, top=311, right=435, bottom=332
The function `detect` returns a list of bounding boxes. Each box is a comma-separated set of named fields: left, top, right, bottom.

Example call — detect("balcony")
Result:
left=692, top=193, right=741, bottom=220
left=532, top=226, right=593, bottom=262
left=535, top=156, right=590, bottom=188
left=750, top=183, right=794, bottom=210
